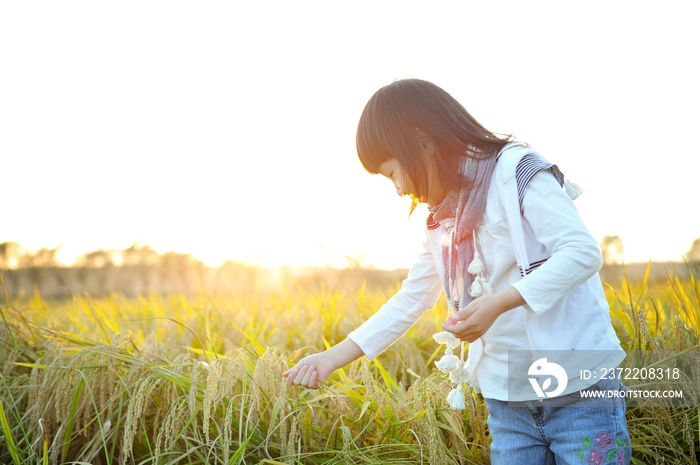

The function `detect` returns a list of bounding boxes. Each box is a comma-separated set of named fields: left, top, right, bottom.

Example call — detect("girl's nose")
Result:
left=395, top=184, right=403, bottom=196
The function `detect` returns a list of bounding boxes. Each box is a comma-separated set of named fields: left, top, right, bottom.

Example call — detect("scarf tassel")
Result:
left=467, top=255, right=484, bottom=275
left=564, top=179, right=584, bottom=200
left=435, top=348, right=460, bottom=372
left=447, top=384, right=466, bottom=410
left=432, top=331, right=460, bottom=349
left=449, top=361, right=470, bottom=384
left=468, top=280, right=482, bottom=297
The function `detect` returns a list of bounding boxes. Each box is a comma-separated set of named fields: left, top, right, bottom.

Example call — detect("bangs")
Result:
left=356, top=96, right=400, bottom=174
left=356, top=128, right=392, bottom=175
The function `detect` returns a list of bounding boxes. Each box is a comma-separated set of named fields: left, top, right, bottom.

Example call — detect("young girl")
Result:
left=283, top=79, right=631, bottom=464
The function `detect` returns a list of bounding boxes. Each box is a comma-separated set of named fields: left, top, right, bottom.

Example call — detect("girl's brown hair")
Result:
left=356, top=79, right=511, bottom=210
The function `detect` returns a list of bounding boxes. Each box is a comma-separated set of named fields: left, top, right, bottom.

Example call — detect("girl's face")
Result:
left=378, top=157, right=446, bottom=207
left=378, top=158, right=409, bottom=197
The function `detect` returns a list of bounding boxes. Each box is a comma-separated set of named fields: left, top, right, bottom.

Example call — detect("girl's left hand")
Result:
left=441, top=287, right=525, bottom=342
left=441, top=294, right=504, bottom=342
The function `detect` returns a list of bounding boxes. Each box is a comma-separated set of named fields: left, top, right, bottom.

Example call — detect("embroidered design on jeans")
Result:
left=577, top=432, right=628, bottom=464
left=594, top=431, right=613, bottom=450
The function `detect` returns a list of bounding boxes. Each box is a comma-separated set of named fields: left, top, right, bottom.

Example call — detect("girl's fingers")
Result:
left=441, top=322, right=472, bottom=342
left=299, top=366, right=316, bottom=387
left=286, top=365, right=303, bottom=386
left=285, top=364, right=322, bottom=388
left=292, top=365, right=309, bottom=386
left=284, top=367, right=298, bottom=382
left=441, top=322, right=454, bottom=332
left=283, top=364, right=302, bottom=377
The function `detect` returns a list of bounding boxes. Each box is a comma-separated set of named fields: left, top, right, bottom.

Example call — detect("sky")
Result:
left=1, top=1, right=698, bottom=269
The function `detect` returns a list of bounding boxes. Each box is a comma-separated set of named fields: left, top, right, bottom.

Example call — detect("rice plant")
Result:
left=0, top=266, right=698, bottom=464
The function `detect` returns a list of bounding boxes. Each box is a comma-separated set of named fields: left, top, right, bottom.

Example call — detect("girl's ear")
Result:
left=415, top=128, right=436, bottom=157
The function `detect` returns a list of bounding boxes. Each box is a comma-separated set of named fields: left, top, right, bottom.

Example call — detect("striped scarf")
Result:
left=440, top=141, right=529, bottom=314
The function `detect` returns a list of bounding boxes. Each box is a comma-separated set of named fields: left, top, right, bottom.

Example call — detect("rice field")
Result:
left=0, top=266, right=699, bottom=464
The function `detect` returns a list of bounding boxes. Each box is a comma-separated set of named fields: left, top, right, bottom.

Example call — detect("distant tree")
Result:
left=600, top=235, right=624, bottom=266
left=159, top=251, right=202, bottom=268
left=340, top=252, right=369, bottom=269
left=120, top=243, right=160, bottom=266
left=18, top=246, right=61, bottom=268
left=0, top=242, right=26, bottom=269
left=685, top=238, right=700, bottom=263
left=77, top=249, right=116, bottom=268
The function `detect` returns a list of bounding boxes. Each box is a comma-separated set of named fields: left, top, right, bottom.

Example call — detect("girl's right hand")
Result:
left=283, top=352, right=337, bottom=389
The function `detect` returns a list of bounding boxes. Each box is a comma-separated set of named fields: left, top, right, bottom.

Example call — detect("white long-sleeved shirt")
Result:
left=348, top=145, right=624, bottom=400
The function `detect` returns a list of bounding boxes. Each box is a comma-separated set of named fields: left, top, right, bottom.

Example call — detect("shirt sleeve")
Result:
left=511, top=169, right=603, bottom=315
left=347, top=240, right=444, bottom=360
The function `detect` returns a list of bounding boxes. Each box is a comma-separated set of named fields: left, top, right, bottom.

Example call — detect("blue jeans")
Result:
left=485, top=376, right=631, bottom=465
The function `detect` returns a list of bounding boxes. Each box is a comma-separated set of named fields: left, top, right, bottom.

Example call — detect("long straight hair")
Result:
left=356, top=79, right=511, bottom=211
